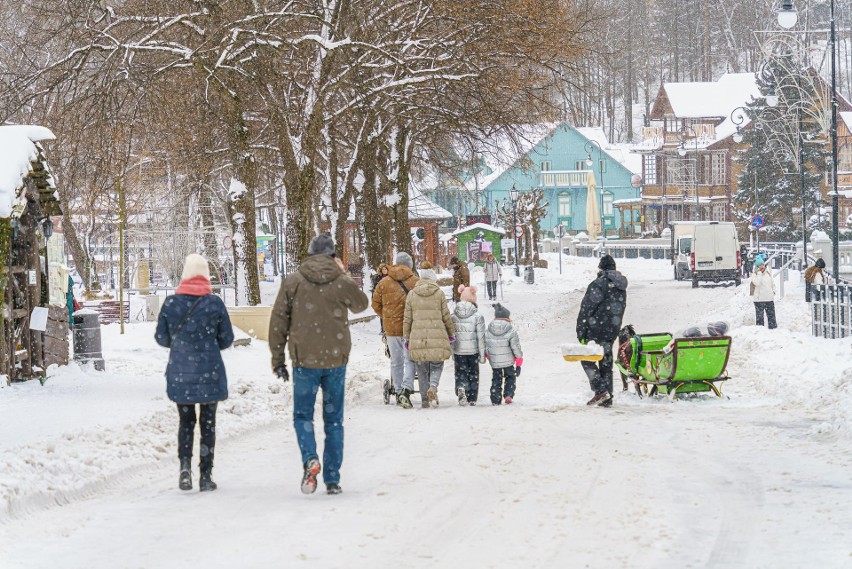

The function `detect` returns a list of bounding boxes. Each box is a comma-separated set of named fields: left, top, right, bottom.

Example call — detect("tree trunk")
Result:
left=393, top=129, right=413, bottom=256
left=60, top=195, right=98, bottom=291
left=226, top=96, right=261, bottom=306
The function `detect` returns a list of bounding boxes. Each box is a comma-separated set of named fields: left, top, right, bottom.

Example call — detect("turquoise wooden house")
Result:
left=426, top=123, right=641, bottom=237
left=452, top=223, right=505, bottom=265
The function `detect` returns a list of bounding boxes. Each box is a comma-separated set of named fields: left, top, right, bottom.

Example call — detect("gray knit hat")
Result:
left=494, top=303, right=510, bottom=319
left=395, top=251, right=413, bottom=268
left=308, top=234, right=335, bottom=256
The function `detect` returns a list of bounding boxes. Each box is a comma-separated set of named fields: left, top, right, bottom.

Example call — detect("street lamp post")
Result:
left=509, top=185, right=520, bottom=277
left=584, top=140, right=606, bottom=241
left=677, top=126, right=700, bottom=220
left=777, top=0, right=839, bottom=281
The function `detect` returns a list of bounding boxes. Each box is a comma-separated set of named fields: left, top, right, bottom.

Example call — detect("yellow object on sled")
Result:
left=562, top=353, right=604, bottom=362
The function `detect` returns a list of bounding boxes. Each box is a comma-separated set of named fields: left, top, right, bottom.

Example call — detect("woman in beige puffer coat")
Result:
left=403, top=262, right=456, bottom=408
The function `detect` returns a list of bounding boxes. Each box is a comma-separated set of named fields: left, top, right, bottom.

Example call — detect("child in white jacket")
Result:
left=750, top=256, right=776, bottom=329
left=484, top=303, right=523, bottom=405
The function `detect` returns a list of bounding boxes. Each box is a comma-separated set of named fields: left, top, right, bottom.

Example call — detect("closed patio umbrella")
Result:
left=585, top=171, right=601, bottom=240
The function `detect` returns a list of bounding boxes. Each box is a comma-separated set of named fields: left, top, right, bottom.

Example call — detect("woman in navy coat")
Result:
left=156, top=254, right=234, bottom=491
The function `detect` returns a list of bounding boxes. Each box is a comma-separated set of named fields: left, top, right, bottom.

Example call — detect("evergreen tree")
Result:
left=734, top=58, right=829, bottom=241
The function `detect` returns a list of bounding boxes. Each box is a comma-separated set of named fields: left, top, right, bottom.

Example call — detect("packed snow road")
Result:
left=1, top=256, right=850, bottom=568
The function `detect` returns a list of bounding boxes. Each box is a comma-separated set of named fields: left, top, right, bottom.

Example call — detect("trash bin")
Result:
left=524, top=265, right=535, bottom=284
left=72, top=309, right=105, bottom=371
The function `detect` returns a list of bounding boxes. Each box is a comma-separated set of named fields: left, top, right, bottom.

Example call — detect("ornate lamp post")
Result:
left=584, top=140, right=606, bottom=240
left=509, top=185, right=520, bottom=277
left=677, top=125, right=700, bottom=220
left=777, top=0, right=840, bottom=281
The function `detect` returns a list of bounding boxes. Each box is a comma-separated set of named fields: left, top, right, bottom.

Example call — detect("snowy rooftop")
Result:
left=451, top=222, right=506, bottom=236
left=661, top=73, right=761, bottom=119
left=0, top=125, right=56, bottom=218
left=408, top=186, right=452, bottom=220
left=840, top=111, right=852, bottom=133
left=575, top=127, right=642, bottom=175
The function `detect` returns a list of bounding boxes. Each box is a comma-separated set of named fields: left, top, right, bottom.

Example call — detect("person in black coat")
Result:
left=156, top=254, right=234, bottom=492
left=576, top=254, right=628, bottom=407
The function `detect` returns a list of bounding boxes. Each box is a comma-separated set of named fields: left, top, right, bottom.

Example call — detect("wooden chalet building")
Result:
left=0, top=125, right=68, bottom=382
left=632, top=73, right=763, bottom=233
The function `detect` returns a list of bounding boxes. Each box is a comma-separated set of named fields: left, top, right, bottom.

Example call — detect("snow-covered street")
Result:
left=2, top=256, right=851, bottom=568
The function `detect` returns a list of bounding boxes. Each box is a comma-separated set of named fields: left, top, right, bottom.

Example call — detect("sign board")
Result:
left=500, top=238, right=515, bottom=249
left=466, top=214, right=491, bottom=226
left=223, top=235, right=233, bottom=250
left=514, top=225, right=524, bottom=238
left=750, top=216, right=765, bottom=229
left=30, top=307, right=49, bottom=332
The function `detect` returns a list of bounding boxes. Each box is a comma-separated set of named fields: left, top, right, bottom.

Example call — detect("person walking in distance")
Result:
left=156, top=254, right=234, bottom=492
left=452, top=285, right=486, bottom=405
left=268, top=234, right=369, bottom=495
left=483, top=253, right=502, bottom=301
left=750, top=256, right=777, bottom=329
left=372, top=252, right=419, bottom=405
left=403, top=261, right=455, bottom=408
left=484, top=303, right=523, bottom=405
left=450, top=256, right=470, bottom=303
left=576, top=254, right=628, bottom=407
left=804, top=258, right=827, bottom=301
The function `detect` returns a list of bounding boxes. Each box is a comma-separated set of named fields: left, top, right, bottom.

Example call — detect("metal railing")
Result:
left=810, top=283, right=852, bottom=338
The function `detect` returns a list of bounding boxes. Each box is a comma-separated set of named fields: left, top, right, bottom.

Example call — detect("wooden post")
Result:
left=118, top=175, right=125, bottom=335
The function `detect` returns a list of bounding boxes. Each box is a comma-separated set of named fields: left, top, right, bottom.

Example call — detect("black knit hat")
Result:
left=816, top=258, right=826, bottom=269
left=308, top=233, right=335, bottom=256
left=598, top=254, right=616, bottom=271
left=494, top=303, right=510, bottom=319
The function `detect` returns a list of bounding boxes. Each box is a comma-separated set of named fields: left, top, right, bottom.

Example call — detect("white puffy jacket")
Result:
left=485, top=319, right=522, bottom=369
left=451, top=301, right=486, bottom=358
left=750, top=269, right=775, bottom=302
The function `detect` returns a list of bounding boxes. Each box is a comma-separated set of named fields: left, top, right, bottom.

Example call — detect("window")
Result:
left=599, top=160, right=607, bottom=174
left=665, top=116, right=681, bottom=133
left=558, top=193, right=571, bottom=217
left=576, top=160, right=588, bottom=171
left=840, top=145, right=852, bottom=173
left=643, top=154, right=658, bottom=185
left=712, top=203, right=726, bottom=221
left=540, top=160, right=552, bottom=172
left=705, top=153, right=726, bottom=185
left=602, top=192, right=614, bottom=216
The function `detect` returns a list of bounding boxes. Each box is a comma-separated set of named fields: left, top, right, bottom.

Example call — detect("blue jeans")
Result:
left=293, top=366, right=346, bottom=485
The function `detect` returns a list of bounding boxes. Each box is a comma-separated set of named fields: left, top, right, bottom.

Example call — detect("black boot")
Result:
left=397, top=388, right=413, bottom=409
left=199, top=470, right=217, bottom=492
left=179, top=458, right=192, bottom=491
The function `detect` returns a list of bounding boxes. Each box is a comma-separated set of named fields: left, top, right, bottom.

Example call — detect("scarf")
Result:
left=175, top=275, right=212, bottom=296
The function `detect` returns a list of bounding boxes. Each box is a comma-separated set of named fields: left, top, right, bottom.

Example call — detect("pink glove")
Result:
left=515, top=358, right=523, bottom=367
left=448, top=336, right=456, bottom=343
left=404, top=341, right=409, bottom=350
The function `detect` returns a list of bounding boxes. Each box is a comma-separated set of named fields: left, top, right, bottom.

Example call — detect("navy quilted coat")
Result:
left=155, top=294, right=234, bottom=404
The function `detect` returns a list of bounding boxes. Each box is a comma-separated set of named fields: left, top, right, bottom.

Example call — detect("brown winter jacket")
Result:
left=452, top=263, right=470, bottom=302
left=269, top=254, right=369, bottom=369
left=372, top=264, right=419, bottom=337
left=403, top=280, right=455, bottom=362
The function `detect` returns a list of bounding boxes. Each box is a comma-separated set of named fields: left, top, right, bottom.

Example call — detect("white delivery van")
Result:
left=670, top=221, right=741, bottom=287
left=691, top=222, right=741, bottom=287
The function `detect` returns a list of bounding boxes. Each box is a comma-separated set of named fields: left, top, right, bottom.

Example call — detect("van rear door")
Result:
left=713, top=224, right=738, bottom=271
left=693, top=225, right=717, bottom=271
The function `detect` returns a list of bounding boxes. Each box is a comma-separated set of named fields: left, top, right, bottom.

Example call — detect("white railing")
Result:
left=810, top=283, right=852, bottom=338
left=539, top=170, right=592, bottom=188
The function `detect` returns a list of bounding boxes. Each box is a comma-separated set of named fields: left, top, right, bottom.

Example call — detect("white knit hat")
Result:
left=181, top=253, right=211, bottom=280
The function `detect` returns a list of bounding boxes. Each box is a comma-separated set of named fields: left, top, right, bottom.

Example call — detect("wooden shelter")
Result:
left=0, top=125, right=67, bottom=383
left=453, top=223, right=506, bottom=265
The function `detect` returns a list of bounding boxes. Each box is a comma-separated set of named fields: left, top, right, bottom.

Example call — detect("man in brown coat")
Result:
left=269, top=234, right=369, bottom=496
left=372, top=252, right=419, bottom=402
left=450, top=256, right=470, bottom=302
